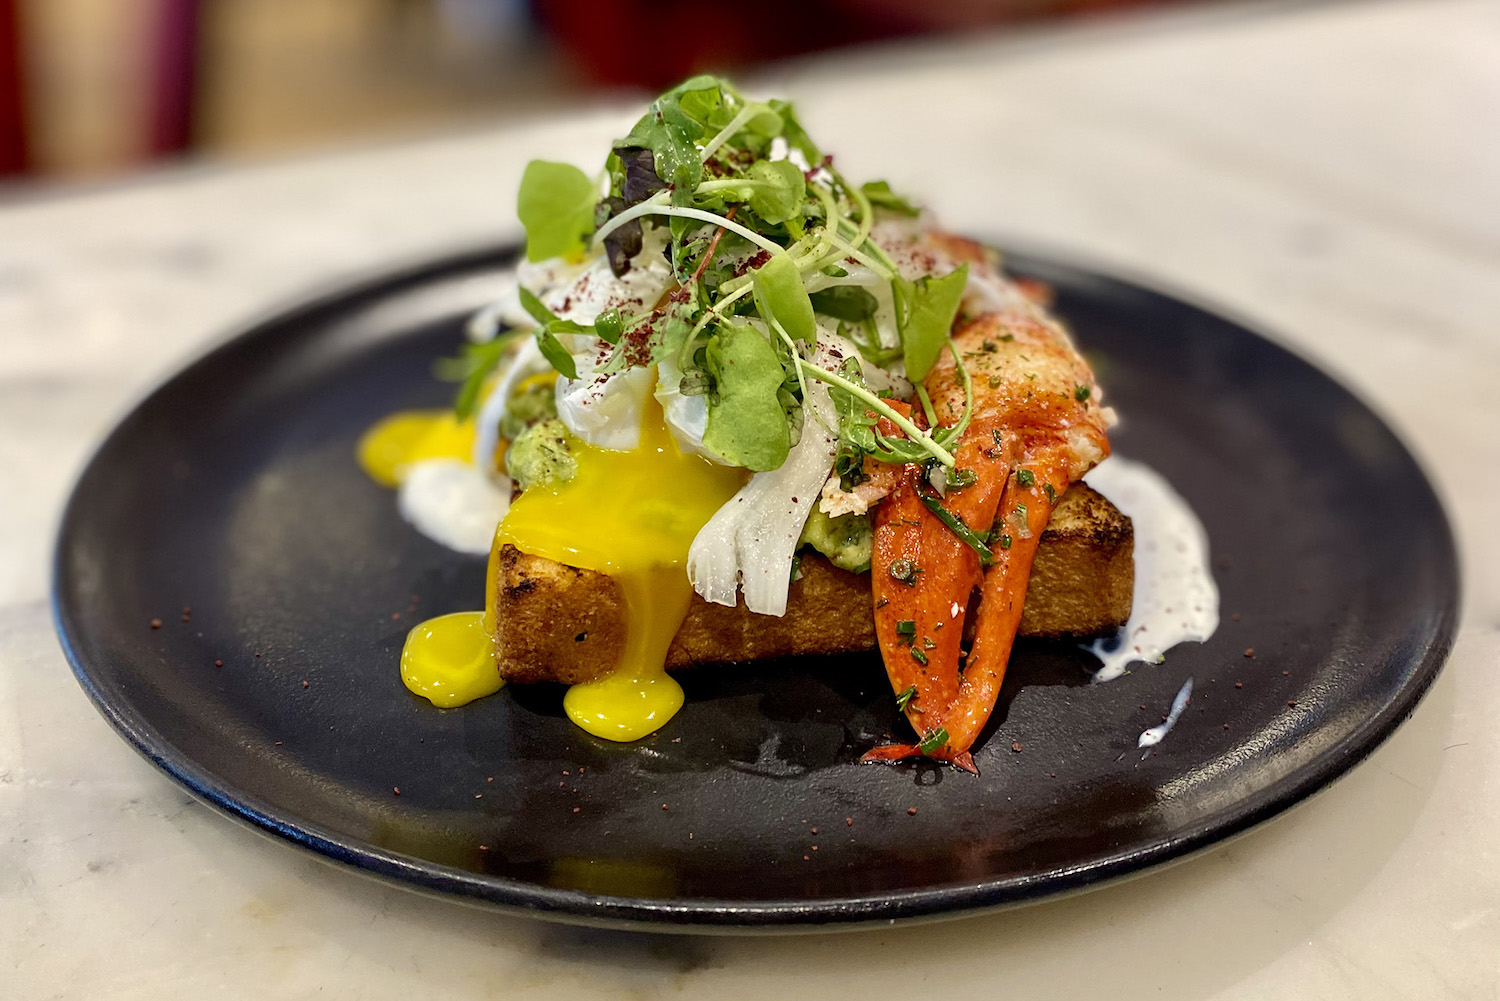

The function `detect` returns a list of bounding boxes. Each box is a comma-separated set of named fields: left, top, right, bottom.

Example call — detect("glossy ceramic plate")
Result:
left=53, top=246, right=1457, bottom=930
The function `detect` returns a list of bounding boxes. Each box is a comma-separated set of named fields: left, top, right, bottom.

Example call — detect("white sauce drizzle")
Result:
left=1084, top=456, right=1219, bottom=682
left=398, top=458, right=510, bottom=555
left=1138, top=677, right=1194, bottom=749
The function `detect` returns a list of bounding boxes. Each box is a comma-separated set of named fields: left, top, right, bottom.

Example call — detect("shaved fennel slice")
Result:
left=688, top=332, right=864, bottom=616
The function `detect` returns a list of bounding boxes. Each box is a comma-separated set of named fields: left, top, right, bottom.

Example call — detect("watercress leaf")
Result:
left=898, top=264, right=968, bottom=382
left=702, top=324, right=791, bottom=471
left=517, top=160, right=597, bottom=262
left=752, top=253, right=816, bottom=343
left=747, top=159, right=805, bottom=225
left=861, top=179, right=920, bottom=217
left=809, top=285, right=878, bottom=322
left=676, top=80, right=733, bottom=132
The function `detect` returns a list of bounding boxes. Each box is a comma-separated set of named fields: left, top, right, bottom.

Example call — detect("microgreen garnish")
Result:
left=495, top=74, right=985, bottom=475
left=917, top=728, right=949, bottom=755
left=436, top=331, right=521, bottom=419
left=895, top=685, right=918, bottom=712
left=861, top=180, right=920, bottom=217
left=516, top=161, right=597, bottom=262
left=517, top=288, right=583, bottom=380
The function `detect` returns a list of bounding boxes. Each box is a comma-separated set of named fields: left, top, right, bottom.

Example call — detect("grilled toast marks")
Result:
left=492, top=483, right=1132, bottom=686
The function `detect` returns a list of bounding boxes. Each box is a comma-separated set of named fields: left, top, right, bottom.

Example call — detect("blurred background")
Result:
left=0, top=0, right=1212, bottom=182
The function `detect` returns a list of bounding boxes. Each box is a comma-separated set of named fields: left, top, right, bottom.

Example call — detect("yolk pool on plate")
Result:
left=358, top=410, right=476, bottom=487
left=496, top=389, right=745, bottom=740
left=399, top=611, right=503, bottom=708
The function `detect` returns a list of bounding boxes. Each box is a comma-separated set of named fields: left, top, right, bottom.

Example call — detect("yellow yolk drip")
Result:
left=357, top=410, right=476, bottom=487
left=495, top=390, right=745, bottom=741
left=399, top=611, right=503, bottom=708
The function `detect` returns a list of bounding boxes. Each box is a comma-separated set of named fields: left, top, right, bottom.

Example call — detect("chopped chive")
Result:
left=1016, top=469, right=1035, bottom=488
left=946, top=467, right=978, bottom=490
left=981, top=340, right=997, bottom=352
left=895, top=619, right=916, bottom=637
left=1000, top=534, right=1012, bottom=549
left=895, top=685, right=917, bottom=712
left=917, top=492, right=994, bottom=565
left=992, top=429, right=1005, bottom=445
left=1044, top=482, right=1057, bottom=505
left=917, top=728, right=949, bottom=755
left=910, top=647, right=929, bottom=666
left=1001, top=334, right=1015, bottom=342
left=889, top=558, right=920, bottom=585
left=1015, top=502, right=1029, bottom=523
left=922, top=637, right=936, bottom=650
left=1074, top=383, right=1092, bottom=402
left=988, top=375, right=1002, bottom=389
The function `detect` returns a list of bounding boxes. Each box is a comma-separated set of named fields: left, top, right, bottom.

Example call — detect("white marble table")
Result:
left=4, top=0, right=1499, bottom=996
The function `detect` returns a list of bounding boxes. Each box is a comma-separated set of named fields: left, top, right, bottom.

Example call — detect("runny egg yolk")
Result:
left=496, top=387, right=745, bottom=741
left=399, top=611, right=503, bottom=708
left=357, top=410, right=477, bottom=487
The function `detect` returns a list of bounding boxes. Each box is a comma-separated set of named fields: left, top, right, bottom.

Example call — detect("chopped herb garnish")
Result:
left=917, top=492, right=994, bottom=565
left=889, top=558, right=920, bottom=585
left=1044, top=482, right=1057, bottom=505
left=981, top=340, right=997, bottom=352
left=917, top=728, right=949, bottom=755
left=895, top=685, right=917, bottom=712
left=910, top=647, right=929, bottom=666
left=922, top=637, right=937, bottom=650
left=1000, top=534, right=1013, bottom=549
left=1016, top=468, right=1035, bottom=488
left=895, top=619, right=916, bottom=638
left=1074, top=383, right=1092, bottom=402
left=946, top=467, right=978, bottom=490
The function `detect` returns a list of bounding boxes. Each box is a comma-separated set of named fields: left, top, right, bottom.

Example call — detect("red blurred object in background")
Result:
left=150, top=0, right=202, bottom=157
left=531, top=0, right=1169, bottom=88
left=529, top=0, right=885, bottom=88
left=0, top=0, right=28, bottom=175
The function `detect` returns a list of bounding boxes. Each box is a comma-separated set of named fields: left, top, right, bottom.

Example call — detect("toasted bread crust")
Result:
left=492, top=483, right=1132, bottom=685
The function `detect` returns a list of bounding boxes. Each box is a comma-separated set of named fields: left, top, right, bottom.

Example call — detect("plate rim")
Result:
left=51, top=243, right=1460, bottom=931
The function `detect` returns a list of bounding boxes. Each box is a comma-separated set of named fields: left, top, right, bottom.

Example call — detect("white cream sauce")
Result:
left=1138, top=677, right=1194, bottom=749
left=398, top=458, right=510, bottom=555
left=1084, top=455, right=1219, bottom=682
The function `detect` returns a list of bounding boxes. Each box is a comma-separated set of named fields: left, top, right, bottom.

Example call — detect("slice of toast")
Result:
left=491, top=483, right=1132, bottom=685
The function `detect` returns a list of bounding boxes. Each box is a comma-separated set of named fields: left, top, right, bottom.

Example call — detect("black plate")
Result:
left=53, top=246, right=1458, bottom=930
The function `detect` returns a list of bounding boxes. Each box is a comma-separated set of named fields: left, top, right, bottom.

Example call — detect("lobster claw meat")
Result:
left=863, top=303, right=1111, bottom=772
